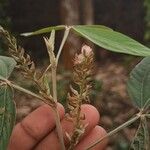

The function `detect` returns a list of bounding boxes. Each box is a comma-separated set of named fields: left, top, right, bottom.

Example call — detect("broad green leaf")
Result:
left=127, top=57, right=150, bottom=109
left=0, top=56, right=16, bottom=149
left=72, top=25, right=150, bottom=56
left=73, top=25, right=113, bottom=30
left=0, top=85, right=15, bottom=150
left=21, top=25, right=65, bottom=36
left=0, top=56, right=16, bottom=79
left=130, top=118, right=149, bottom=150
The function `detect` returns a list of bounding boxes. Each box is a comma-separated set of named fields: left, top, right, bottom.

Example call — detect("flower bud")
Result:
left=81, top=45, right=93, bottom=56
left=74, top=45, right=93, bottom=65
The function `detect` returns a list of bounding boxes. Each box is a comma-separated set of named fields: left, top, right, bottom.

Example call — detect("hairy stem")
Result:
left=45, top=30, right=66, bottom=150
left=53, top=108, right=65, bottom=150
left=1, top=79, right=54, bottom=106
left=52, top=66, right=57, bottom=102
left=144, top=114, right=150, bottom=118
left=3, top=79, right=42, bottom=99
left=56, top=26, right=70, bottom=66
left=86, top=114, right=140, bottom=150
left=51, top=65, right=66, bottom=150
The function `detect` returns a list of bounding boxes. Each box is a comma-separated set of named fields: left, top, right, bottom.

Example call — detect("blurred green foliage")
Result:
left=115, top=137, right=129, bottom=150
left=0, top=0, right=10, bottom=27
left=90, top=78, right=102, bottom=103
left=144, top=0, right=150, bottom=46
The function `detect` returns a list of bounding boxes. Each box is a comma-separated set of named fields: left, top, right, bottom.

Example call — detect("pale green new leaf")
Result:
left=0, top=56, right=16, bottom=79
left=21, top=25, right=65, bottom=36
left=127, top=57, right=150, bottom=109
left=130, top=118, right=149, bottom=150
left=72, top=25, right=150, bottom=56
left=21, top=25, right=111, bottom=37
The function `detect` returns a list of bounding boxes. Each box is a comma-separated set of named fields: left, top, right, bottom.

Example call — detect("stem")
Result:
left=142, top=98, right=150, bottom=111
left=53, top=108, right=65, bottom=150
left=86, top=114, right=140, bottom=150
left=52, top=67, right=57, bottom=102
left=40, top=64, right=51, bottom=79
left=144, top=114, right=150, bottom=118
left=45, top=29, right=66, bottom=149
left=10, top=82, right=43, bottom=100
left=3, top=79, right=41, bottom=99
left=56, top=27, right=70, bottom=66
left=68, top=84, right=84, bottom=150
left=51, top=65, right=66, bottom=150
left=3, top=79, right=54, bottom=106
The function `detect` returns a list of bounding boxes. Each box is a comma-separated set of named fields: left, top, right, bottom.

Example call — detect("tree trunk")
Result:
left=60, top=0, right=81, bottom=70
left=81, top=0, right=94, bottom=25
left=81, top=0, right=94, bottom=49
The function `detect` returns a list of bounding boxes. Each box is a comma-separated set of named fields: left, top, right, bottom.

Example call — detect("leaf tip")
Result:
left=20, top=32, right=32, bottom=37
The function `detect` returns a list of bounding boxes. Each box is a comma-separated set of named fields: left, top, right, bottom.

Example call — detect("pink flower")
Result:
left=81, top=45, right=92, bottom=56
left=74, top=45, right=93, bottom=65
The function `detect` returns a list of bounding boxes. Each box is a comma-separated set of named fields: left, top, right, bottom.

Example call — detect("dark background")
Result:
left=0, top=0, right=147, bottom=69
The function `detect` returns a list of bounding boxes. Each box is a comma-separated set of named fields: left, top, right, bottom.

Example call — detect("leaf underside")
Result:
left=0, top=56, right=16, bottom=149
left=0, top=56, right=16, bottom=79
left=21, top=25, right=65, bottom=36
left=0, top=85, right=15, bottom=150
left=72, top=25, right=150, bottom=57
left=127, top=57, right=150, bottom=109
left=130, top=118, right=149, bottom=150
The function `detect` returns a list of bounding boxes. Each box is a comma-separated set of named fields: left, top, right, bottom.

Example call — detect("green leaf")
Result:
left=74, top=25, right=113, bottom=30
left=0, top=56, right=16, bottom=149
left=21, top=25, right=65, bottom=36
left=130, top=118, right=149, bottom=150
left=127, top=57, right=150, bottom=109
left=72, top=25, right=150, bottom=56
left=0, top=56, right=16, bottom=79
left=0, top=85, right=16, bottom=150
